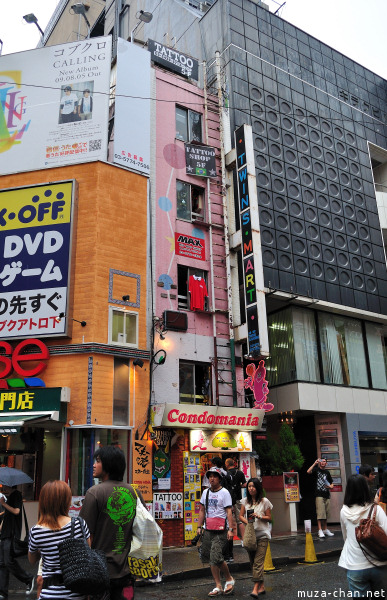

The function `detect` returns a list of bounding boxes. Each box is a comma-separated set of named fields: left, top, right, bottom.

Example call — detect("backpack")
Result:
left=223, top=470, right=240, bottom=505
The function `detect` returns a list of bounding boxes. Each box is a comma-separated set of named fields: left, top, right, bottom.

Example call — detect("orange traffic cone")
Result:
left=298, top=532, right=323, bottom=564
left=264, top=542, right=280, bottom=572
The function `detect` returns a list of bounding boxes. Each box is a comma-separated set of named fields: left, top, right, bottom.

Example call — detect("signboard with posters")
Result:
left=190, top=430, right=252, bottom=453
left=153, top=492, right=183, bottom=519
left=185, top=143, right=216, bottom=177
left=0, top=37, right=111, bottom=175
left=183, top=451, right=201, bottom=541
left=175, top=233, right=205, bottom=261
left=152, top=429, right=173, bottom=491
left=283, top=472, right=300, bottom=503
left=132, top=439, right=153, bottom=502
left=148, top=40, right=198, bottom=80
left=113, top=39, right=150, bottom=176
left=0, top=181, right=76, bottom=338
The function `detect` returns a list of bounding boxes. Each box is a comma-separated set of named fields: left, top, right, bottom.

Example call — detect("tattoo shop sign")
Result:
left=148, top=40, right=198, bottom=80
left=0, top=181, right=76, bottom=339
left=185, top=143, right=216, bottom=178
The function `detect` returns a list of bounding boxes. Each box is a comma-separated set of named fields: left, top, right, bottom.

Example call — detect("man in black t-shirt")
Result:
left=0, top=486, right=35, bottom=599
left=307, top=458, right=334, bottom=538
left=224, top=458, right=246, bottom=561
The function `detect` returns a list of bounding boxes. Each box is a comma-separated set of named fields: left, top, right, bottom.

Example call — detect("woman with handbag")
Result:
left=239, top=478, right=272, bottom=598
left=28, top=480, right=91, bottom=599
left=339, top=474, right=387, bottom=596
left=374, top=470, right=387, bottom=514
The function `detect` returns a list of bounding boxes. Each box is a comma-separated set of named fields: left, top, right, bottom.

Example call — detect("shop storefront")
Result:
left=150, top=404, right=264, bottom=546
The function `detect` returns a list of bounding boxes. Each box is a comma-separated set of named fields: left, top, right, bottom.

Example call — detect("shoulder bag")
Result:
left=355, top=503, right=387, bottom=562
left=243, top=512, right=257, bottom=553
left=11, top=504, right=29, bottom=558
left=59, top=517, right=110, bottom=595
left=127, top=487, right=163, bottom=581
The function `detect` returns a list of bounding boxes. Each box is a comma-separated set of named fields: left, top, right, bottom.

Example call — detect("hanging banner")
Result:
left=113, top=39, right=150, bottom=176
left=0, top=36, right=111, bottom=175
left=132, top=439, right=153, bottom=501
left=152, top=429, right=173, bottom=491
left=185, top=143, right=216, bottom=177
left=148, top=40, right=198, bottom=80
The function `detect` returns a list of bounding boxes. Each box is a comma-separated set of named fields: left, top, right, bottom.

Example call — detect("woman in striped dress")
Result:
left=28, top=480, right=90, bottom=599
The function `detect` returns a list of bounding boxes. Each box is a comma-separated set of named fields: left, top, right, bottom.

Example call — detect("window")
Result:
left=365, top=322, right=387, bottom=389
left=318, top=313, right=368, bottom=387
left=178, top=265, right=209, bottom=311
left=176, top=180, right=205, bottom=221
left=179, top=361, right=211, bottom=404
left=176, top=106, right=202, bottom=142
left=113, top=357, right=129, bottom=426
left=109, top=307, right=138, bottom=347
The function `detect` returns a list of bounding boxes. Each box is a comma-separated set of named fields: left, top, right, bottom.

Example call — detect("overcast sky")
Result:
left=1, top=0, right=386, bottom=79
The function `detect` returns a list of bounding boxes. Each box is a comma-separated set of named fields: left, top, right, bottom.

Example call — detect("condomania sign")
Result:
left=156, top=403, right=264, bottom=431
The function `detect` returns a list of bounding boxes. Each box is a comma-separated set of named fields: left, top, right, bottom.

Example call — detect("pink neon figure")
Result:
left=244, top=360, right=274, bottom=411
left=192, top=431, right=207, bottom=450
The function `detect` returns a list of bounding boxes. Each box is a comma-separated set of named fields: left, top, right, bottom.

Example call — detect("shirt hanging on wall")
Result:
left=189, top=275, right=208, bottom=311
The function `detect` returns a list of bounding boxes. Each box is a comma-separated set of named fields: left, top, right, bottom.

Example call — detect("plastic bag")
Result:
left=127, top=492, right=163, bottom=582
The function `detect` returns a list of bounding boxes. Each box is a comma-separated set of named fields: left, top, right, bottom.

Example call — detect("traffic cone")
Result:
left=264, top=542, right=280, bottom=572
left=298, top=532, right=323, bottom=564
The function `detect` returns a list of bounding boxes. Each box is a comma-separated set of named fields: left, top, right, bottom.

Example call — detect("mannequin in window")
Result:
left=189, top=272, right=208, bottom=311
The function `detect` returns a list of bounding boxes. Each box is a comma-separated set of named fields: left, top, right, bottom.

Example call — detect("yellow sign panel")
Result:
left=0, top=183, right=73, bottom=231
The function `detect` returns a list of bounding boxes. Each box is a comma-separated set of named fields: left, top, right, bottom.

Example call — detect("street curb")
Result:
left=136, top=547, right=342, bottom=586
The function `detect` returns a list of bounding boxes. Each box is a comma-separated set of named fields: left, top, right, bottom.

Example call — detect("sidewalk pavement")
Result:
left=142, top=526, right=344, bottom=585
left=7, top=528, right=344, bottom=594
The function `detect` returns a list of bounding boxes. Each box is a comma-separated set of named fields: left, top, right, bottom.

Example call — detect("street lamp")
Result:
left=71, top=2, right=91, bottom=38
left=130, top=10, right=153, bottom=44
left=23, top=13, right=44, bottom=37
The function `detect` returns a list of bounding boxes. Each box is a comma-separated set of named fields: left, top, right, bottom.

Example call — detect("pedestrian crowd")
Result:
left=0, top=453, right=387, bottom=599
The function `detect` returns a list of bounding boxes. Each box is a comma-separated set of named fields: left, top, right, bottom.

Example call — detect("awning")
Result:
left=0, top=412, right=60, bottom=434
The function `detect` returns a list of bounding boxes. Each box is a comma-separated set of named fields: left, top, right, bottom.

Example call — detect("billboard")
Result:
left=148, top=40, right=199, bottom=81
left=0, top=36, right=111, bottom=175
left=113, top=39, right=151, bottom=176
left=0, top=181, right=76, bottom=338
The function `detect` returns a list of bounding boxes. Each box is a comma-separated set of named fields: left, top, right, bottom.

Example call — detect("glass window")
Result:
left=113, top=357, right=129, bottom=426
left=266, top=308, right=295, bottom=385
left=179, top=361, right=211, bottom=404
left=175, top=106, right=202, bottom=142
left=293, top=309, right=320, bottom=382
left=365, top=322, right=387, bottom=389
left=110, top=308, right=138, bottom=347
left=177, top=265, right=208, bottom=311
left=176, top=180, right=205, bottom=221
left=318, top=313, right=368, bottom=387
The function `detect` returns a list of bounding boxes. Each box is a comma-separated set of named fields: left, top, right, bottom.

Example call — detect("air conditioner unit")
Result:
left=163, top=311, right=188, bottom=332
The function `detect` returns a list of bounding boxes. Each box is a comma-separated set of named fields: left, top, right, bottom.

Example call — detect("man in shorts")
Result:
left=197, top=468, right=235, bottom=596
left=307, top=458, right=334, bottom=538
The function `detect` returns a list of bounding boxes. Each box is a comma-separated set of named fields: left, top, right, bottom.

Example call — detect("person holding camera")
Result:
left=307, top=458, right=334, bottom=538
left=239, top=478, right=272, bottom=598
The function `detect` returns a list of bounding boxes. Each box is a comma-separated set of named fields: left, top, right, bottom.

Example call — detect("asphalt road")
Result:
left=136, top=558, right=350, bottom=600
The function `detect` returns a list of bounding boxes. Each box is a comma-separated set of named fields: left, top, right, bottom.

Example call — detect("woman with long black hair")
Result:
left=239, top=478, right=272, bottom=598
left=339, top=474, right=387, bottom=596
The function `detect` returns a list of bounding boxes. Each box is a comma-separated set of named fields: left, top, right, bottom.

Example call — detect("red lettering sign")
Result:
left=0, top=339, right=49, bottom=379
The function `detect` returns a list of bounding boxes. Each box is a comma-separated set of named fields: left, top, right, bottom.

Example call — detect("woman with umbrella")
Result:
left=0, top=468, right=35, bottom=599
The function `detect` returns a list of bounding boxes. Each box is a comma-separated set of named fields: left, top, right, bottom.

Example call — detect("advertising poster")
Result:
left=190, top=430, right=252, bottom=453
left=0, top=181, right=75, bottom=338
left=183, top=451, right=201, bottom=541
left=153, top=492, right=183, bottom=519
left=283, top=472, right=300, bottom=503
left=152, top=429, right=173, bottom=491
left=175, top=233, right=205, bottom=261
left=132, top=439, right=153, bottom=502
left=69, top=496, right=85, bottom=517
left=0, top=37, right=111, bottom=175
left=113, top=39, right=150, bottom=176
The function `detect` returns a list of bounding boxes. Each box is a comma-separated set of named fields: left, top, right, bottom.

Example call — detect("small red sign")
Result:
left=175, top=233, right=205, bottom=261
left=331, top=485, right=343, bottom=492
